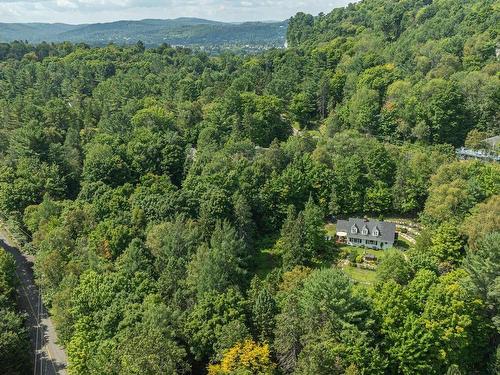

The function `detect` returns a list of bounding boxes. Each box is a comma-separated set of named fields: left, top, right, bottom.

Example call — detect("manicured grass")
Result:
left=338, top=245, right=386, bottom=260
left=338, top=245, right=363, bottom=251
left=341, top=265, right=378, bottom=285
left=335, top=243, right=412, bottom=286
left=335, top=245, right=390, bottom=286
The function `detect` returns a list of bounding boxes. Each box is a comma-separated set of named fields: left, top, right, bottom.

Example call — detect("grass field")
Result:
left=338, top=245, right=386, bottom=260
left=341, top=266, right=378, bottom=285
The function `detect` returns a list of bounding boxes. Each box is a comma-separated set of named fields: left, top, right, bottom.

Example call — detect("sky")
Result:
left=0, top=0, right=352, bottom=24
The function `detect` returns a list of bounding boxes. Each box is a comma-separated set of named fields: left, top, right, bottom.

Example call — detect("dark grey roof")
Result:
left=485, top=135, right=500, bottom=148
left=336, top=218, right=396, bottom=243
left=456, top=147, right=500, bottom=162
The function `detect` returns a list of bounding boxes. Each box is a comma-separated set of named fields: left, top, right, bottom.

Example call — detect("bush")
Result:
left=347, top=249, right=359, bottom=263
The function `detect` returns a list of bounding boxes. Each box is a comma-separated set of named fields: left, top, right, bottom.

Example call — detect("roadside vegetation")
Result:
left=0, top=248, right=31, bottom=374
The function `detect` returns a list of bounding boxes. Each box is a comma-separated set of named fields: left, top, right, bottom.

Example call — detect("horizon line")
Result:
left=0, top=16, right=290, bottom=27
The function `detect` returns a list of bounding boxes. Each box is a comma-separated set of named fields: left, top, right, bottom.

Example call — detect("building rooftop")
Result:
left=485, top=135, right=500, bottom=148
left=456, top=147, right=500, bottom=162
left=337, top=218, right=396, bottom=243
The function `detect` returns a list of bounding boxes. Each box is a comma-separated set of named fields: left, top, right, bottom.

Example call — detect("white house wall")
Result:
left=346, top=238, right=393, bottom=250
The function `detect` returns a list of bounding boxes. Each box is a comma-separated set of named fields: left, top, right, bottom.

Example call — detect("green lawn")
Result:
left=335, top=245, right=387, bottom=286
left=335, top=241, right=414, bottom=286
left=341, top=265, right=378, bottom=285
left=338, top=245, right=386, bottom=261
left=305, top=129, right=322, bottom=138
left=364, top=248, right=386, bottom=260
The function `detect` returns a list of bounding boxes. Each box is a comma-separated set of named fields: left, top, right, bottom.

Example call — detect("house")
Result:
left=456, top=147, right=500, bottom=162
left=336, top=218, right=396, bottom=250
left=485, top=135, right=500, bottom=149
left=456, top=135, right=500, bottom=163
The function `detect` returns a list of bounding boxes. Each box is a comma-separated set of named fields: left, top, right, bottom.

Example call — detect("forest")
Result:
left=0, top=0, right=498, bottom=374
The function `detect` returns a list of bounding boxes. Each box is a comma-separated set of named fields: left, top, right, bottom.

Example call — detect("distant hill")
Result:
left=0, top=18, right=288, bottom=51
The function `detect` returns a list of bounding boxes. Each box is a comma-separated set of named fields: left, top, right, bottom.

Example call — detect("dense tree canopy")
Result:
left=0, top=0, right=498, bottom=373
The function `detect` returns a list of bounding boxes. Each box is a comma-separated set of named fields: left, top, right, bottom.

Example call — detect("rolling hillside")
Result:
left=0, top=18, right=287, bottom=50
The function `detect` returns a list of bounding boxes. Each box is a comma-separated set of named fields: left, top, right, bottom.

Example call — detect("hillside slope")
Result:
left=284, top=0, right=499, bottom=145
left=0, top=18, right=287, bottom=50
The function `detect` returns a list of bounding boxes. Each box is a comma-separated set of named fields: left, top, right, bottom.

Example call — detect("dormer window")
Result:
left=351, top=225, right=358, bottom=234
left=373, top=227, right=379, bottom=237
left=361, top=226, right=369, bottom=236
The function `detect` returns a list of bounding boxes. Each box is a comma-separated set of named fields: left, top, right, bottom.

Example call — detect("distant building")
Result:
left=485, top=136, right=500, bottom=149
left=457, top=135, right=500, bottom=162
left=456, top=147, right=500, bottom=162
left=336, top=218, right=396, bottom=250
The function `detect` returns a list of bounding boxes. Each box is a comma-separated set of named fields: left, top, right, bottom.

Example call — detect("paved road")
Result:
left=0, top=231, right=68, bottom=375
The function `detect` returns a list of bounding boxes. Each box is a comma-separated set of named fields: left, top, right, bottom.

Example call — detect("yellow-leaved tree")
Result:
left=208, top=340, right=276, bottom=375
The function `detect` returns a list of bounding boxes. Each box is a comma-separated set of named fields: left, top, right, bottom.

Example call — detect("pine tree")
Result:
left=280, top=206, right=307, bottom=270
left=303, top=197, right=326, bottom=258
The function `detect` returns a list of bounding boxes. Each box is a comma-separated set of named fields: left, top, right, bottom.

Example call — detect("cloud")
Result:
left=0, top=0, right=351, bottom=23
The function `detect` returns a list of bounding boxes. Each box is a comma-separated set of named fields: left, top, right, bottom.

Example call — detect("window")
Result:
left=351, top=225, right=358, bottom=234
left=373, top=228, right=379, bottom=236
left=361, top=226, right=369, bottom=235
left=350, top=238, right=362, bottom=244
left=366, top=240, right=378, bottom=245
